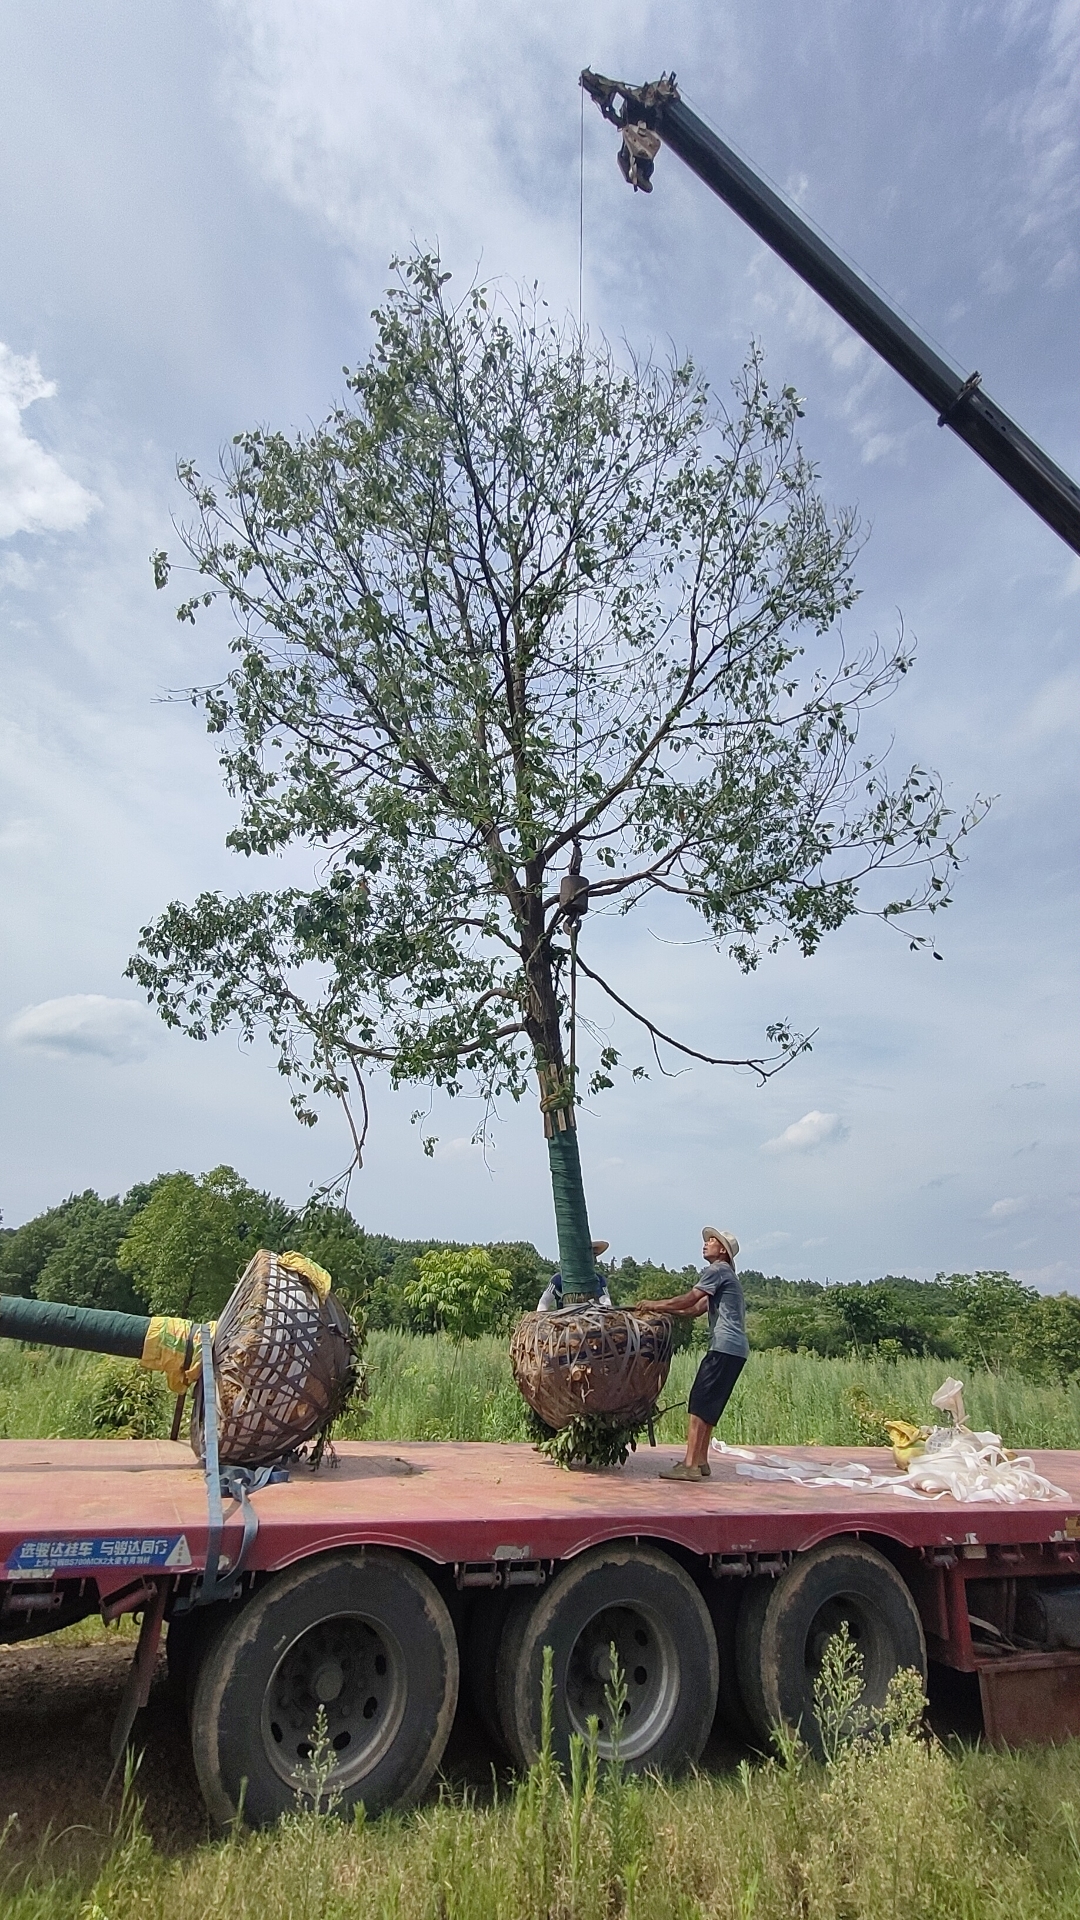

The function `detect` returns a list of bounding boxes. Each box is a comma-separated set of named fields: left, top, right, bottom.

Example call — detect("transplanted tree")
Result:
left=131, top=255, right=976, bottom=1290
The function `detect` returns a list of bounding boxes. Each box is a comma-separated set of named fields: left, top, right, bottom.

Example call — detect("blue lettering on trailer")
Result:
left=6, top=1535, right=193, bottom=1574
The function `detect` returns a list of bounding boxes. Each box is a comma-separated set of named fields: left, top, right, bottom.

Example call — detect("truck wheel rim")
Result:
left=564, top=1602, right=680, bottom=1761
left=803, top=1596, right=887, bottom=1695
left=260, top=1612, right=408, bottom=1791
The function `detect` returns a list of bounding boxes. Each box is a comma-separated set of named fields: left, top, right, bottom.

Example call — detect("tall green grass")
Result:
left=5, top=1655, right=1080, bottom=1919
left=354, top=1335, right=1080, bottom=1449
left=3, top=1332, right=1079, bottom=1449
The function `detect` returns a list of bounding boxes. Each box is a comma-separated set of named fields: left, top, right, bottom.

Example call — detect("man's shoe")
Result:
left=659, top=1461, right=711, bottom=1481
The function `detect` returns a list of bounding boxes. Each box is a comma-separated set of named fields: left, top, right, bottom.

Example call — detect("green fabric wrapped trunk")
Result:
left=0, top=1293, right=149, bottom=1360
left=546, top=1125, right=596, bottom=1293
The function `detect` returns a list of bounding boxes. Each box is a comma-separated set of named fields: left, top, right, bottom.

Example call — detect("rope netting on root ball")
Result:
left=189, top=1249, right=361, bottom=1469
left=511, top=1305, right=674, bottom=1466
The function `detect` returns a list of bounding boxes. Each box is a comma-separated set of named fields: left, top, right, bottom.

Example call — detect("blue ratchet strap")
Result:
left=196, top=1325, right=289, bottom=1607
left=198, top=1324, right=225, bottom=1603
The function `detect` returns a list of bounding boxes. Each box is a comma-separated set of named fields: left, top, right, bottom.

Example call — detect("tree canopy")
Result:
left=132, top=255, right=978, bottom=1282
left=5, top=1171, right=1079, bottom=1386
left=116, top=1165, right=289, bottom=1318
left=0, top=1186, right=156, bottom=1313
left=404, top=1246, right=513, bottom=1342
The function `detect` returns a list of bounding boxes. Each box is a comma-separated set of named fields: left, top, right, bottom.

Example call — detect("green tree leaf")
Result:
left=404, top=1246, right=512, bottom=1342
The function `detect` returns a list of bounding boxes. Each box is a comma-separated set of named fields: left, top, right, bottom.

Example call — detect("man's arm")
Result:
left=635, top=1288, right=709, bottom=1317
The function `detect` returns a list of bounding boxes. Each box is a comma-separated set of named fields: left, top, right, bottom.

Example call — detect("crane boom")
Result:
left=581, top=72, right=1080, bottom=558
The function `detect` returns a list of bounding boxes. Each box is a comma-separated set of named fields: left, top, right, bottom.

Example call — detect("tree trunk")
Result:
left=535, top=1058, right=596, bottom=1295
left=524, top=930, right=596, bottom=1296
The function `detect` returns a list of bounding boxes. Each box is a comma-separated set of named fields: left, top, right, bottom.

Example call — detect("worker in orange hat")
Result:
left=635, top=1227, right=746, bottom=1481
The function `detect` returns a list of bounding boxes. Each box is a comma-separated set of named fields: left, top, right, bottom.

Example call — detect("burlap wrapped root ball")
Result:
left=511, top=1305, right=674, bottom=1464
left=190, top=1248, right=361, bottom=1469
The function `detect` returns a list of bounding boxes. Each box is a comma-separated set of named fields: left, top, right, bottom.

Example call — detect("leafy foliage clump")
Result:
left=1, top=1185, right=160, bottom=1313
left=116, top=1165, right=291, bottom=1318
left=74, top=1357, right=169, bottom=1439
left=525, top=1407, right=647, bottom=1469
left=404, top=1246, right=513, bottom=1341
left=745, top=1268, right=1080, bottom=1385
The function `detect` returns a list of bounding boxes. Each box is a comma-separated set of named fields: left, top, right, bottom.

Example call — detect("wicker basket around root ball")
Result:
left=510, top=1306, right=674, bottom=1432
left=190, top=1249, right=358, bottom=1469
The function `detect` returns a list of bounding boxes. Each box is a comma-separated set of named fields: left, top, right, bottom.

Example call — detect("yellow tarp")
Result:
left=278, top=1251, right=332, bottom=1300
left=140, top=1317, right=214, bottom=1394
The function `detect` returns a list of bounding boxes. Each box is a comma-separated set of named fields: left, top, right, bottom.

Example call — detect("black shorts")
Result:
left=687, top=1350, right=746, bottom=1426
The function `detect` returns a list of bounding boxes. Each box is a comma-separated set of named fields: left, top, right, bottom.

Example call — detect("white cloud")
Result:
left=1016, top=1260, right=1071, bottom=1293
left=0, top=343, right=96, bottom=539
left=988, top=1195, right=1029, bottom=1220
left=5, top=995, right=155, bottom=1064
left=432, top=1133, right=493, bottom=1161
left=0, top=551, right=34, bottom=588
left=761, top=1110, right=845, bottom=1155
left=1001, top=0, right=1080, bottom=247
left=752, top=1230, right=793, bottom=1250
left=0, top=816, right=45, bottom=854
left=1022, top=670, right=1080, bottom=742
left=218, top=0, right=586, bottom=305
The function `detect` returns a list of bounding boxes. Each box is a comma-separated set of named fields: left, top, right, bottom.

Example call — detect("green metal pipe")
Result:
left=0, top=1294, right=150, bottom=1361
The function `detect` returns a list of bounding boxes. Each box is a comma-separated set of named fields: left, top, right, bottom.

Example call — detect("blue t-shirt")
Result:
left=696, top=1260, right=748, bottom=1357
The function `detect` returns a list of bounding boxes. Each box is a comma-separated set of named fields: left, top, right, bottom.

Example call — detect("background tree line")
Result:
left=2, top=1169, right=1078, bottom=1384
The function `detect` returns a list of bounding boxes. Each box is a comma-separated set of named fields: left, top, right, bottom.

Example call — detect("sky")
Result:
left=1, top=0, right=1077, bottom=1287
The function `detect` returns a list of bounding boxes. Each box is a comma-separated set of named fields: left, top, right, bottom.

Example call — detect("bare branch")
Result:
left=572, top=949, right=812, bottom=1084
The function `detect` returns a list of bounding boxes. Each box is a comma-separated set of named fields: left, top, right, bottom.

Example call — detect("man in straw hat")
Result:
left=537, top=1240, right=613, bottom=1311
left=635, top=1228, right=746, bottom=1480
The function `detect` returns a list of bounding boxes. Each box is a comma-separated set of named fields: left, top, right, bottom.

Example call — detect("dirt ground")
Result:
left=0, top=1623, right=548, bottom=1872
left=0, top=1631, right=208, bottom=1871
left=0, top=1626, right=983, bottom=1875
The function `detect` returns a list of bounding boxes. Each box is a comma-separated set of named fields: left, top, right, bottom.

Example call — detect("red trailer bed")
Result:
left=4, top=1437, right=1080, bottom=1824
left=4, top=1436, right=1080, bottom=1575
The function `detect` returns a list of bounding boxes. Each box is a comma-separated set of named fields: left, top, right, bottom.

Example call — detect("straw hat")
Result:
left=591, top=1239, right=610, bottom=1255
left=702, top=1227, right=739, bottom=1263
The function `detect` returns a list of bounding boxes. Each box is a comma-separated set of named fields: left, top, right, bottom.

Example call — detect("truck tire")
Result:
left=732, top=1577, right=777, bottom=1746
left=464, top=1589, right=518, bottom=1755
left=166, top=1602, right=234, bottom=1720
left=737, top=1539, right=926, bottom=1755
left=190, top=1549, right=458, bottom=1827
left=707, top=1576, right=769, bottom=1747
left=495, top=1544, right=718, bottom=1775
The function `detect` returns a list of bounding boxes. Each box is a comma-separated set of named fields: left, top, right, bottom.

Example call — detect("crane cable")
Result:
left=568, top=82, right=586, bottom=1096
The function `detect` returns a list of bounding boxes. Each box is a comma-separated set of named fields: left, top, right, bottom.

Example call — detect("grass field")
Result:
left=4, top=1329, right=1079, bottom=1451
left=3, top=1658, right=1080, bottom=1920
left=3, top=1335, right=1080, bottom=1918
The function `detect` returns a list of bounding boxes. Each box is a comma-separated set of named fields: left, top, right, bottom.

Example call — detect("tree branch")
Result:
left=572, top=949, right=811, bottom=1084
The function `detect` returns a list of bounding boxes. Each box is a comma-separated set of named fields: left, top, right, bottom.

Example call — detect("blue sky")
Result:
left=1, top=0, right=1077, bottom=1286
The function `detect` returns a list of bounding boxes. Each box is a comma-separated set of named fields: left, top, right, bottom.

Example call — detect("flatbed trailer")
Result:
left=4, top=1436, right=1080, bottom=1825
